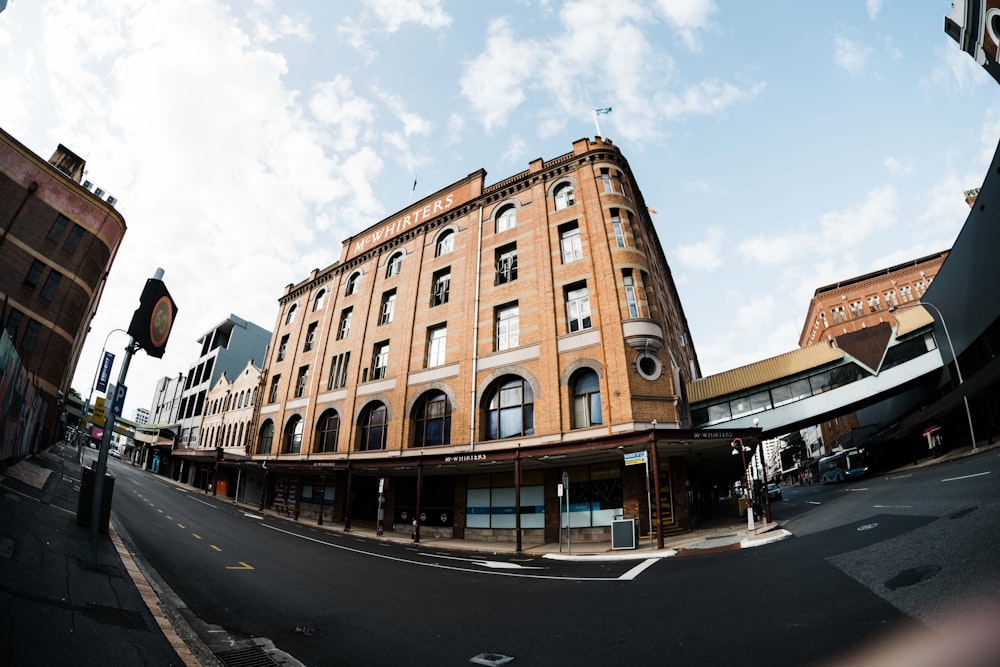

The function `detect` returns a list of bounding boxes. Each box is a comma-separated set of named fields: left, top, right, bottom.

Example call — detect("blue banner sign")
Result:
left=96, top=352, right=115, bottom=392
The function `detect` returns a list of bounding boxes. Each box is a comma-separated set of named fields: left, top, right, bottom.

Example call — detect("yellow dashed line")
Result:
left=210, top=545, right=222, bottom=552
left=192, top=534, right=202, bottom=540
left=177, top=523, right=185, bottom=529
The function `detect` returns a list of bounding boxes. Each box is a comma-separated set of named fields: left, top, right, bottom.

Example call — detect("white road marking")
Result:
left=260, top=523, right=630, bottom=581
left=426, top=553, right=543, bottom=569
left=619, top=559, right=658, bottom=580
left=942, top=471, right=991, bottom=482
left=873, top=505, right=912, bottom=508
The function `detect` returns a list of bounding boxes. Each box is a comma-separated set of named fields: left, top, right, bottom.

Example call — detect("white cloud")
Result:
left=336, top=19, right=376, bottom=61
left=365, top=0, right=451, bottom=33
left=374, top=87, right=433, bottom=137
left=651, top=0, right=717, bottom=50
left=459, top=17, right=539, bottom=132
left=866, top=0, right=882, bottom=21
left=738, top=186, right=898, bottom=266
left=833, top=35, right=871, bottom=74
left=674, top=228, right=726, bottom=271
left=309, top=75, right=377, bottom=151
left=459, top=0, right=758, bottom=142
left=884, top=156, right=903, bottom=173
left=924, top=42, right=987, bottom=94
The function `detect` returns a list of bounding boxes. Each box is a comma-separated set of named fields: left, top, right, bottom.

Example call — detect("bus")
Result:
left=818, top=447, right=868, bottom=484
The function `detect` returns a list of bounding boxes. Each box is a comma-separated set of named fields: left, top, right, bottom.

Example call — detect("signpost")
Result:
left=624, top=450, right=654, bottom=549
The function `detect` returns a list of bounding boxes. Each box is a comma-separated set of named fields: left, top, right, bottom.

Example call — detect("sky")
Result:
left=1, top=0, right=997, bottom=417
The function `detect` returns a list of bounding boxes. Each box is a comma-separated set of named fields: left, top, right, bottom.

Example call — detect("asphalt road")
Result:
left=103, top=450, right=1000, bottom=667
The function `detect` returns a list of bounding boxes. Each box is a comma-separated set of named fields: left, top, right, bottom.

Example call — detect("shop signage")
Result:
left=444, top=453, right=487, bottom=463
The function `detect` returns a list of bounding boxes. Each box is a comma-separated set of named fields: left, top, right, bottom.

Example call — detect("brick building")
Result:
left=0, top=126, right=126, bottom=457
left=798, top=251, right=948, bottom=450
left=231, top=137, right=752, bottom=546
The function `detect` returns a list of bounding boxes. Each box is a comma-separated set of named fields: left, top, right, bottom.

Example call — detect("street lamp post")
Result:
left=80, top=328, right=129, bottom=463
left=732, top=438, right=754, bottom=532
left=891, top=302, right=977, bottom=452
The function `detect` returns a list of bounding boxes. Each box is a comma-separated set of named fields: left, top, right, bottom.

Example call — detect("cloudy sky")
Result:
left=1, top=0, right=995, bottom=416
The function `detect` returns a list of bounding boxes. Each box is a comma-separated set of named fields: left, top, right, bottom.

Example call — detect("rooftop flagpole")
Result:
left=593, top=107, right=612, bottom=136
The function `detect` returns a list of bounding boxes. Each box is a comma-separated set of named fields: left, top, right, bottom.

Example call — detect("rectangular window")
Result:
left=431, top=269, right=451, bottom=306
left=371, top=341, right=389, bottom=380
left=23, top=320, right=41, bottom=351
left=610, top=209, right=626, bottom=248
left=884, top=290, right=899, bottom=307
left=268, top=375, right=280, bottom=403
left=327, top=352, right=351, bottom=390
left=379, top=289, right=396, bottom=325
left=867, top=295, right=882, bottom=313
left=338, top=307, right=352, bottom=340
left=623, top=271, right=639, bottom=318
left=24, top=260, right=45, bottom=289
left=41, top=270, right=62, bottom=300
left=304, top=322, right=317, bottom=351
left=47, top=215, right=68, bottom=242
left=277, top=334, right=288, bottom=361
left=427, top=324, right=447, bottom=368
left=495, top=244, right=518, bottom=285
left=600, top=168, right=613, bottom=194
left=63, top=225, right=85, bottom=252
left=560, top=223, right=583, bottom=263
left=4, top=308, right=23, bottom=339
left=565, top=283, right=592, bottom=332
left=496, top=303, right=519, bottom=351
left=295, top=366, right=309, bottom=398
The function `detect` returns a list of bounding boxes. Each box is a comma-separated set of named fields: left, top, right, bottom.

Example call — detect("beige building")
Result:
left=232, top=137, right=740, bottom=546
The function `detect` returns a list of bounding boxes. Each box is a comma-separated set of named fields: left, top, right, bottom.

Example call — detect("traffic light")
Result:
left=127, top=278, right=178, bottom=358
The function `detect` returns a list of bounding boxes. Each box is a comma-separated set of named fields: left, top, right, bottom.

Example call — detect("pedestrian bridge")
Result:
left=687, top=306, right=944, bottom=437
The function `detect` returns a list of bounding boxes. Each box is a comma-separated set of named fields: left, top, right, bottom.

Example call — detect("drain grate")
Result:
left=216, top=644, right=281, bottom=667
left=469, top=652, right=515, bottom=666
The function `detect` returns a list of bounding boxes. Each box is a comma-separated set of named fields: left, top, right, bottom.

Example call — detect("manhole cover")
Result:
left=884, top=564, right=941, bottom=590
left=857, top=523, right=878, bottom=531
left=470, top=652, right=515, bottom=666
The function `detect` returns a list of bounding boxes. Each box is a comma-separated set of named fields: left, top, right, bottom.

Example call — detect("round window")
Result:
left=635, top=351, right=662, bottom=380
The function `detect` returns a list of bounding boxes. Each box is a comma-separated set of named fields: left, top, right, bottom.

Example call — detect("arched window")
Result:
left=571, top=370, right=602, bottom=428
left=284, top=303, right=298, bottom=325
left=496, top=205, right=517, bottom=233
left=358, top=402, right=387, bottom=451
left=412, top=391, right=450, bottom=447
left=313, top=288, right=327, bottom=311
left=315, top=409, right=340, bottom=453
left=554, top=182, right=575, bottom=210
left=386, top=251, right=403, bottom=278
left=345, top=271, right=361, bottom=296
left=283, top=415, right=303, bottom=454
left=257, top=420, right=274, bottom=455
left=436, top=230, right=455, bottom=257
left=484, top=376, right=534, bottom=440
left=237, top=422, right=245, bottom=448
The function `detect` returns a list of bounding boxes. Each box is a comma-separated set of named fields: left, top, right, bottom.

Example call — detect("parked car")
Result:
left=766, top=482, right=782, bottom=500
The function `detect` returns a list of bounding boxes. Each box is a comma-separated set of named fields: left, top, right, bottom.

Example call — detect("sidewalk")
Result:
left=0, top=442, right=204, bottom=666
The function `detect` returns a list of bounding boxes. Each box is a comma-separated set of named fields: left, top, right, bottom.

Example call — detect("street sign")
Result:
left=624, top=451, right=647, bottom=466
left=92, top=397, right=106, bottom=426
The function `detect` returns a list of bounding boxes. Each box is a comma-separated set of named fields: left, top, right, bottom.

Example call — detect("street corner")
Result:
left=740, top=527, right=793, bottom=549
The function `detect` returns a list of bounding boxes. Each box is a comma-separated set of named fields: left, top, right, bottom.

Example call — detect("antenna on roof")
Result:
left=408, top=175, right=417, bottom=204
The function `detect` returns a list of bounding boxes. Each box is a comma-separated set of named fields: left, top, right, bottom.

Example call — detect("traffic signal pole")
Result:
left=89, top=268, right=173, bottom=567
